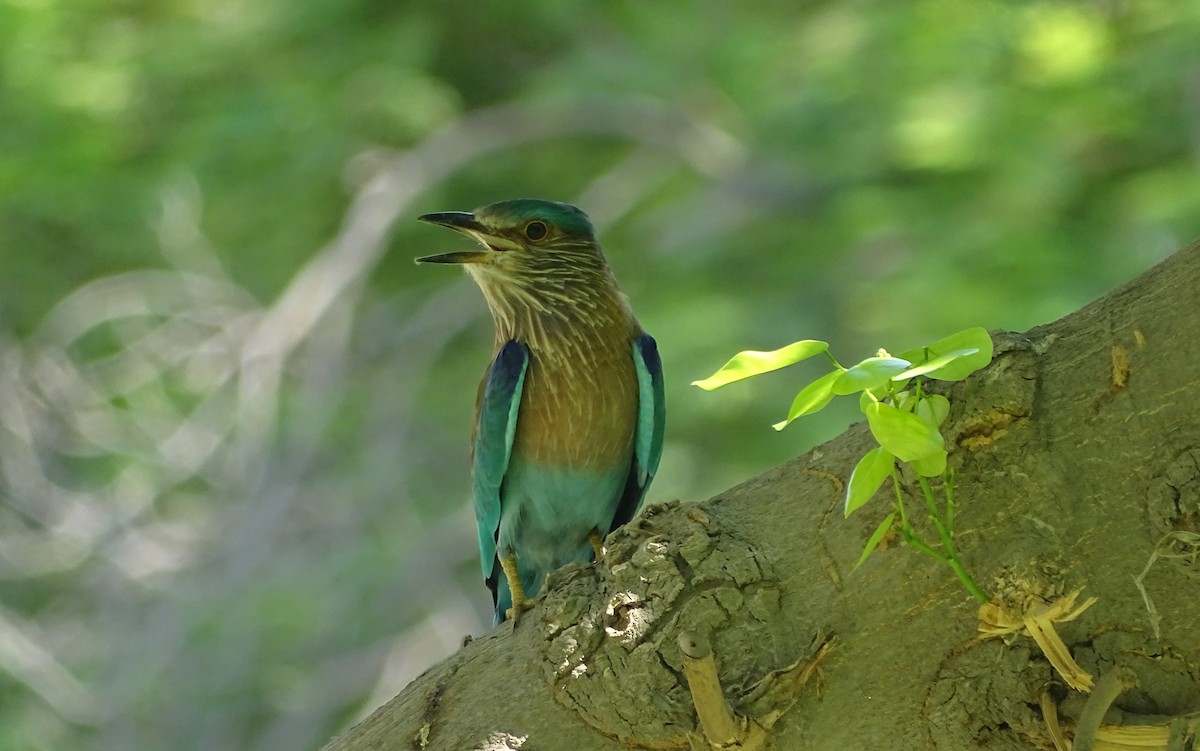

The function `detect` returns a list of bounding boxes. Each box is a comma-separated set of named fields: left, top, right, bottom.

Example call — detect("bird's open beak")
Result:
left=415, top=211, right=496, bottom=264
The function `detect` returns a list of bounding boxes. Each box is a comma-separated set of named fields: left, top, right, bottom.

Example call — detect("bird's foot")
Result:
left=505, top=599, right=534, bottom=624
left=499, top=554, right=532, bottom=625
left=588, top=529, right=606, bottom=564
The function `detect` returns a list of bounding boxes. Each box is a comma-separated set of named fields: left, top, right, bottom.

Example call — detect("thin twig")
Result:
left=679, top=631, right=741, bottom=746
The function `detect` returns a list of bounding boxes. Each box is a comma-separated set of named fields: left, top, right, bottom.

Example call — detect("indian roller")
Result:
left=416, top=199, right=665, bottom=624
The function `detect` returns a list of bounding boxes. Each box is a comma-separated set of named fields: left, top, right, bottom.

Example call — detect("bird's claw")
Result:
left=505, top=600, right=534, bottom=624
left=588, top=529, right=607, bottom=565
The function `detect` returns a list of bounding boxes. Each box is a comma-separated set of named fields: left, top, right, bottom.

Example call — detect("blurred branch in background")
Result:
left=0, top=98, right=743, bottom=751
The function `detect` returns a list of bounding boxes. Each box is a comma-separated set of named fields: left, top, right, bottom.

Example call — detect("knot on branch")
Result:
left=534, top=501, right=804, bottom=748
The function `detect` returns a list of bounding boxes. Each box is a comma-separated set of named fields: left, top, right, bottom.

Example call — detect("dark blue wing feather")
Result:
left=473, top=341, right=529, bottom=580
left=612, top=333, right=665, bottom=528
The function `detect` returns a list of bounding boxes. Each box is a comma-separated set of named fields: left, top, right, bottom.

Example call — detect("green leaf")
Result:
left=893, top=389, right=916, bottom=413
left=854, top=511, right=897, bottom=570
left=692, top=340, right=829, bottom=390
left=915, top=394, right=950, bottom=427
left=859, top=389, right=875, bottom=413
left=888, top=377, right=911, bottom=396
left=773, top=369, right=842, bottom=430
left=911, top=449, right=947, bottom=477
left=833, top=356, right=911, bottom=395
left=863, top=401, right=945, bottom=461
left=893, top=348, right=978, bottom=379
left=844, top=447, right=894, bottom=516
left=897, top=327, right=993, bottom=381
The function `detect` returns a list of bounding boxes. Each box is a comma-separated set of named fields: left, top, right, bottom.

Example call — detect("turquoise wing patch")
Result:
left=473, top=340, right=528, bottom=579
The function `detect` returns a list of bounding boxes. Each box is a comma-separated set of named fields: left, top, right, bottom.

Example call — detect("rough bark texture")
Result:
left=326, top=242, right=1200, bottom=751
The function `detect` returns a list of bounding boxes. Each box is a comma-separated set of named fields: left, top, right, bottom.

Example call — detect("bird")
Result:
left=416, top=198, right=665, bottom=625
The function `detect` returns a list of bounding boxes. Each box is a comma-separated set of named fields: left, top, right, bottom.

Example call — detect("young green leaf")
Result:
left=863, top=401, right=945, bottom=461
left=692, top=340, right=829, bottom=390
left=911, top=449, right=947, bottom=477
left=859, top=389, right=875, bottom=413
left=845, top=446, right=894, bottom=516
left=897, top=327, right=993, bottom=381
left=773, top=369, right=842, bottom=430
left=893, top=348, right=978, bottom=380
left=854, top=511, right=897, bottom=570
left=915, top=394, right=950, bottom=427
left=893, top=390, right=917, bottom=413
left=833, top=356, right=911, bottom=395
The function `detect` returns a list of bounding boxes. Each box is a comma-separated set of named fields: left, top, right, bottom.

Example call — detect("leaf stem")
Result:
left=944, top=470, right=956, bottom=535
left=915, top=475, right=989, bottom=603
left=891, top=468, right=908, bottom=527
left=891, top=472, right=946, bottom=563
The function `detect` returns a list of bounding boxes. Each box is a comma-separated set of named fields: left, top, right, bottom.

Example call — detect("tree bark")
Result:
left=325, top=241, right=1200, bottom=751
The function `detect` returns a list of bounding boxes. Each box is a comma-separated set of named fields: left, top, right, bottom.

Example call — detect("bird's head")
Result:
left=416, top=199, right=604, bottom=281
left=416, top=199, right=630, bottom=344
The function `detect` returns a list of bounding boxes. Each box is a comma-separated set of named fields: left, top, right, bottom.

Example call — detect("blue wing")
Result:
left=473, top=340, right=529, bottom=580
left=611, top=332, right=665, bottom=528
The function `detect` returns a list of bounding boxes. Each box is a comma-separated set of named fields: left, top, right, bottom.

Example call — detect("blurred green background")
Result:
left=1, top=1, right=1198, bottom=749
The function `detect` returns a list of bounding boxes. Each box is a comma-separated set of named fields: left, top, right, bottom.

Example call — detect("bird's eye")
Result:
left=524, top=221, right=548, bottom=241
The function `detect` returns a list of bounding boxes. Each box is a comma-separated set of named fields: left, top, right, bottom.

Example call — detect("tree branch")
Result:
left=325, top=241, right=1200, bottom=750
